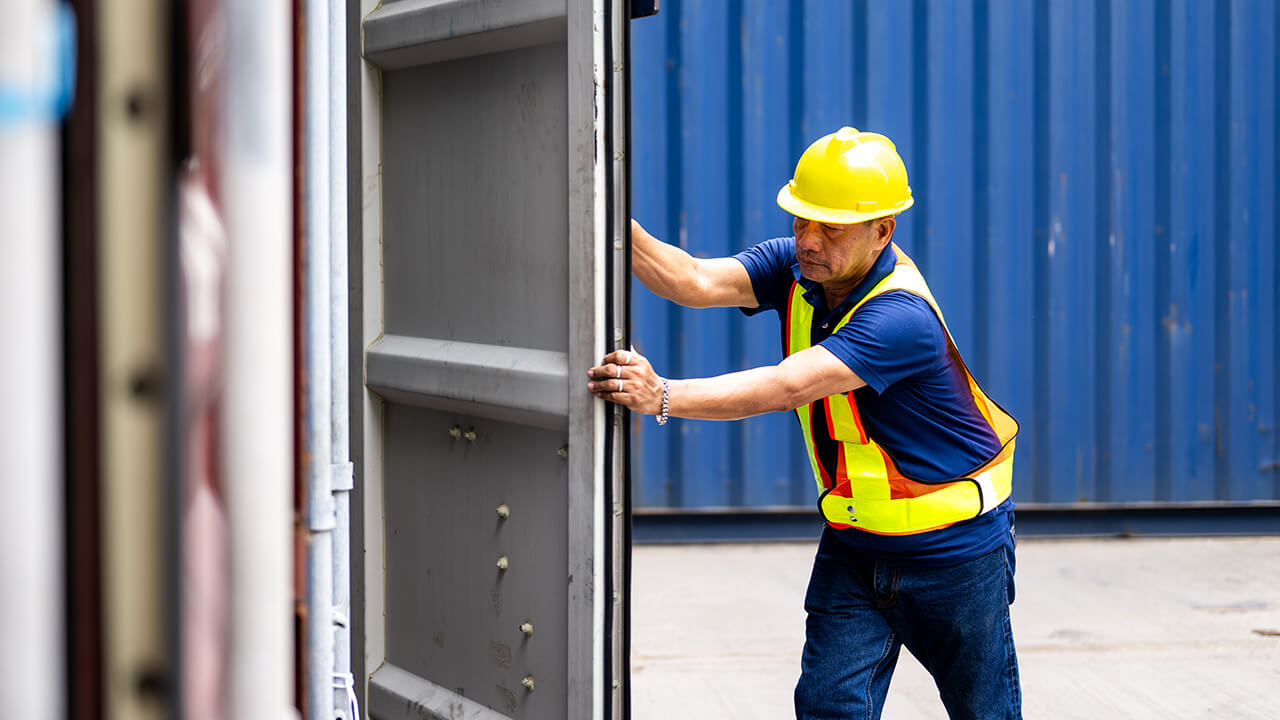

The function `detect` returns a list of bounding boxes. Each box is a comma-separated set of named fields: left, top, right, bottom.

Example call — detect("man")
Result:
left=588, top=127, right=1021, bottom=719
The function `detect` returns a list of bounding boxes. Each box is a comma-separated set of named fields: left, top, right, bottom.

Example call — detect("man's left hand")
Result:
left=587, top=348, right=664, bottom=415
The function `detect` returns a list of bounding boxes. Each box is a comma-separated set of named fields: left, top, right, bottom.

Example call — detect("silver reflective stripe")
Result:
left=973, top=469, right=1000, bottom=515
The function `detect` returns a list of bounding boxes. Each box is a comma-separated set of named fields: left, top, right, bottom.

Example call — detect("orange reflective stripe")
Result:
left=833, top=442, right=851, bottom=496
left=848, top=394, right=868, bottom=444
left=969, top=376, right=997, bottom=427
left=822, top=396, right=833, bottom=437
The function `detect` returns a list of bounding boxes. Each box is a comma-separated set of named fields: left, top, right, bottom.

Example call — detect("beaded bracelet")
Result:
left=656, top=378, right=670, bottom=426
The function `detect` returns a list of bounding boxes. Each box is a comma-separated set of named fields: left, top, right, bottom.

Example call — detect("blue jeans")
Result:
left=794, top=529, right=1021, bottom=720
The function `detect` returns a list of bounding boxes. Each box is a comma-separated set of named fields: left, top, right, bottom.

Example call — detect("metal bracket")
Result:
left=331, top=461, right=355, bottom=492
left=308, top=500, right=336, bottom=532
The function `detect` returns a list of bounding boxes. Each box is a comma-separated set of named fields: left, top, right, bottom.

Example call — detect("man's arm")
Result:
left=631, top=219, right=758, bottom=309
left=587, top=345, right=866, bottom=420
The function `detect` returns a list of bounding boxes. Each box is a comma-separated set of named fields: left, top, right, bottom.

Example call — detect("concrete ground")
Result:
left=631, top=536, right=1280, bottom=719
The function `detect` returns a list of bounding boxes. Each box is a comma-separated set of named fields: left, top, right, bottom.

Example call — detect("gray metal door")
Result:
left=356, top=1, right=630, bottom=718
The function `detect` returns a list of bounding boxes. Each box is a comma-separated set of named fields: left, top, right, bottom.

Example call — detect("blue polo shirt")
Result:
left=734, top=237, right=1014, bottom=566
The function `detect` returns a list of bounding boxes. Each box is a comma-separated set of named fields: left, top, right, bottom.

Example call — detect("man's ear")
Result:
left=876, top=216, right=896, bottom=246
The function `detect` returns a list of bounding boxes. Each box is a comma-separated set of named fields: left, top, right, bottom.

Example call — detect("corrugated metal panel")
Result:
left=629, top=0, right=1278, bottom=510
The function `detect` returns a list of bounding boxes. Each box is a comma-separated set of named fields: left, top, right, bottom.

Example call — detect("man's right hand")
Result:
left=587, top=347, right=666, bottom=416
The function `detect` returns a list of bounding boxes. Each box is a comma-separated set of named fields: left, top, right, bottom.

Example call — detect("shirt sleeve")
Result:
left=818, top=292, right=946, bottom=394
left=732, top=237, right=795, bottom=316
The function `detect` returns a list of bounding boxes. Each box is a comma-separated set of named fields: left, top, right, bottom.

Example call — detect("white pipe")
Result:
left=327, top=0, right=355, bottom=716
left=305, top=0, right=336, bottom=717
left=221, top=0, right=296, bottom=716
left=0, top=1, right=63, bottom=717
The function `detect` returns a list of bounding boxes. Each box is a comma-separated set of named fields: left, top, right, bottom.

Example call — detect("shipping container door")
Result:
left=357, top=1, right=630, bottom=719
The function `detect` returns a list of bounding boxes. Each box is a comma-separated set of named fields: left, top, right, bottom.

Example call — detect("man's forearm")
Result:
left=667, top=366, right=799, bottom=421
left=588, top=346, right=860, bottom=421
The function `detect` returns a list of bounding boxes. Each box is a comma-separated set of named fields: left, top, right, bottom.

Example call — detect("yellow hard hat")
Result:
left=777, top=127, right=914, bottom=224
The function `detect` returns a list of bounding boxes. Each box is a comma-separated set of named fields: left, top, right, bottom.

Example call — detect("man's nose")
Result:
left=796, top=222, right=821, bottom=252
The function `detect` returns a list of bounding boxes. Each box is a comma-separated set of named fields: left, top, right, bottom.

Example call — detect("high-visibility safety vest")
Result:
left=786, top=244, right=1018, bottom=535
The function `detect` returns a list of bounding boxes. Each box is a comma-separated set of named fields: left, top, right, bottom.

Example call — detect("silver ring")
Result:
left=617, top=379, right=624, bottom=393
left=616, top=365, right=622, bottom=378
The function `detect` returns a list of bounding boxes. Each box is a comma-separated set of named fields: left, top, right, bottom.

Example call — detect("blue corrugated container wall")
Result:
left=629, top=0, right=1279, bottom=511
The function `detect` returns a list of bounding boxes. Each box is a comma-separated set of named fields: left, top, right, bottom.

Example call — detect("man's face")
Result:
left=792, top=216, right=893, bottom=286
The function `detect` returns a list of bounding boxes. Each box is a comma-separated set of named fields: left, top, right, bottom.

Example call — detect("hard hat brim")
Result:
left=776, top=183, right=914, bottom=225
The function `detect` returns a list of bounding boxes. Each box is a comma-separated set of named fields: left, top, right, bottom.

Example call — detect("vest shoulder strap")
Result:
left=828, top=244, right=950, bottom=337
